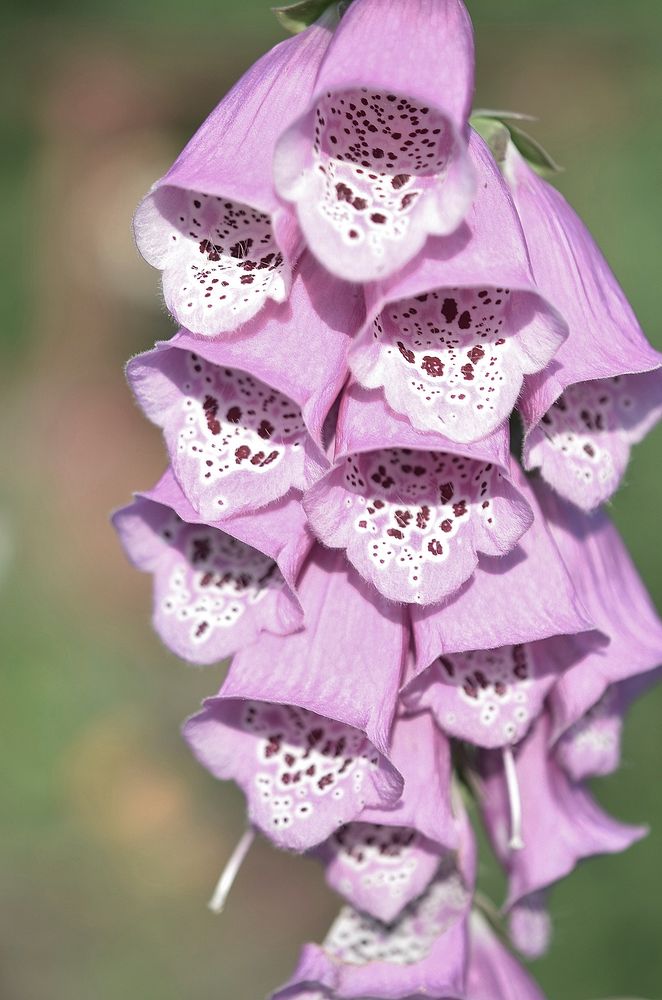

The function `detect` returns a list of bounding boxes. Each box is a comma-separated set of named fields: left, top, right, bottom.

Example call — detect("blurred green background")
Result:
left=1, top=0, right=661, bottom=997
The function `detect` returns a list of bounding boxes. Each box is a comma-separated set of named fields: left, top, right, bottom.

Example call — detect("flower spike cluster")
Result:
left=114, top=1, right=662, bottom=996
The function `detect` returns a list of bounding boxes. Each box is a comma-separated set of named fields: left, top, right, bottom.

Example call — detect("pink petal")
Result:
left=112, top=469, right=310, bottom=664
left=349, top=131, right=567, bottom=443
left=305, top=389, right=532, bottom=605
left=506, top=143, right=662, bottom=509
left=134, top=23, right=333, bottom=334
left=183, top=547, right=407, bottom=851
left=274, top=0, right=476, bottom=281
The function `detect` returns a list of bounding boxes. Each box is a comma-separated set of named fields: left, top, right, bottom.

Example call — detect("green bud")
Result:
left=470, top=109, right=563, bottom=178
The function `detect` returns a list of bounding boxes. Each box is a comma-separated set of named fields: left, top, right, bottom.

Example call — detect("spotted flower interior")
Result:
left=307, top=89, right=455, bottom=277
left=185, top=699, right=397, bottom=852
left=323, top=854, right=469, bottom=967
left=316, top=821, right=445, bottom=923
left=135, top=187, right=289, bottom=336
left=363, top=286, right=520, bottom=442
left=304, top=447, right=530, bottom=604
left=114, top=497, right=294, bottom=665
left=525, top=375, right=660, bottom=511
left=134, top=350, right=314, bottom=521
left=403, top=642, right=558, bottom=749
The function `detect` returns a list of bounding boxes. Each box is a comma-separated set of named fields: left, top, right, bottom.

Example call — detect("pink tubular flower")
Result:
left=303, top=384, right=533, bottom=605
left=273, top=0, right=477, bottom=282
left=127, top=255, right=360, bottom=523
left=403, top=464, right=597, bottom=747
left=504, top=142, right=662, bottom=511
left=183, top=546, right=407, bottom=851
left=348, top=130, right=568, bottom=443
left=271, top=805, right=476, bottom=1000
left=133, top=20, right=335, bottom=335
left=312, top=711, right=457, bottom=922
left=112, top=468, right=309, bottom=664
left=534, top=480, right=662, bottom=744
left=475, top=714, right=647, bottom=920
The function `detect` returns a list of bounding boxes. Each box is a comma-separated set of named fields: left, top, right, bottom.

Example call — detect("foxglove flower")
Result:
left=274, top=0, right=477, bottom=282
left=272, top=804, right=476, bottom=1000
left=534, top=481, right=662, bottom=742
left=304, top=384, right=533, bottom=605
left=312, top=711, right=457, bottom=922
left=504, top=142, right=662, bottom=510
left=403, top=464, right=596, bottom=748
left=183, top=546, right=407, bottom=850
left=475, top=713, right=647, bottom=952
left=134, top=20, right=335, bottom=335
left=127, top=254, right=361, bottom=522
left=348, top=130, right=567, bottom=443
left=112, top=468, right=309, bottom=664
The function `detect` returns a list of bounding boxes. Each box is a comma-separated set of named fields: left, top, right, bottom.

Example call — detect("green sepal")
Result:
left=507, top=121, right=564, bottom=177
left=470, top=110, right=563, bottom=178
left=470, top=115, right=511, bottom=167
left=272, top=0, right=340, bottom=33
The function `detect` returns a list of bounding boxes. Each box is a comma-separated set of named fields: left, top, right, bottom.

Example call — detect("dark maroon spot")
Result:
left=235, top=445, right=250, bottom=463
left=453, top=500, right=467, bottom=517
left=226, top=406, right=242, bottom=424
left=440, top=518, right=453, bottom=532
left=387, top=528, right=404, bottom=539
left=427, top=539, right=443, bottom=556
left=441, top=298, right=458, bottom=323
left=439, top=482, right=454, bottom=503
left=397, top=341, right=415, bottom=364
left=258, top=419, right=275, bottom=440
left=370, top=212, right=387, bottom=224
left=203, top=395, right=221, bottom=435
left=421, top=355, right=444, bottom=377
left=467, top=345, right=485, bottom=364
left=391, top=173, right=411, bottom=189
left=458, top=310, right=472, bottom=330
left=461, top=363, right=474, bottom=381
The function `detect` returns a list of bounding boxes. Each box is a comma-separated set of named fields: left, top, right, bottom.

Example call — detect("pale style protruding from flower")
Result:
left=133, top=20, right=335, bottom=335
left=183, top=546, right=408, bottom=851
left=312, top=711, right=458, bottom=923
left=127, top=254, right=362, bottom=523
left=504, top=141, right=662, bottom=511
left=112, top=468, right=308, bottom=664
left=274, top=0, right=477, bottom=282
left=348, top=131, right=568, bottom=444
left=304, top=384, right=533, bottom=606
left=475, top=713, right=647, bottom=917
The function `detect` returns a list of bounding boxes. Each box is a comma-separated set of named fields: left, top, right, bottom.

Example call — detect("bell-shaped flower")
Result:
left=127, top=255, right=360, bottom=523
left=475, top=713, right=647, bottom=916
left=555, top=668, right=661, bottom=783
left=312, top=711, right=458, bottom=923
left=303, top=385, right=533, bottom=606
left=271, top=804, right=476, bottom=1000
left=183, top=546, right=407, bottom=851
left=467, top=910, right=547, bottom=999
left=403, top=465, right=595, bottom=747
left=504, top=142, right=662, bottom=511
left=534, top=481, right=662, bottom=744
left=112, top=468, right=310, bottom=664
left=273, top=0, right=477, bottom=283
left=133, top=20, right=335, bottom=335
left=348, top=131, right=567, bottom=444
